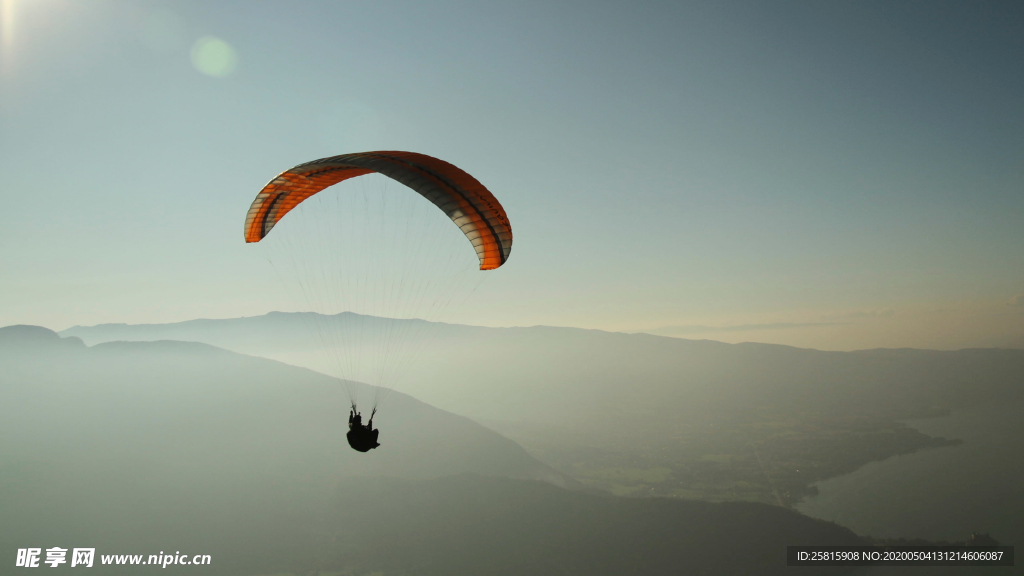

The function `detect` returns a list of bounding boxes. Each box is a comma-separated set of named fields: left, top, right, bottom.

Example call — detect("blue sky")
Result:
left=1, top=0, right=1021, bottom=350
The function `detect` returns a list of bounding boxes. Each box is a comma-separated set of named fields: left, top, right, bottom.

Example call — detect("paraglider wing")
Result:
left=244, top=151, right=512, bottom=270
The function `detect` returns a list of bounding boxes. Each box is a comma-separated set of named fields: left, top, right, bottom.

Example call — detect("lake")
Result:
left=796, top=401, right=1024, bottom=549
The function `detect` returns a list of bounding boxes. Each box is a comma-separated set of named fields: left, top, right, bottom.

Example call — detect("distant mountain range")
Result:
left=1, top=324, right=572, bottom=487
left=61, top=312, right=1024, bottom=433
left=0, top=325, right=874, bottom=575
left=59, top=313, right=1024, bottom=508
left=641, top=322, right=847, bottom=335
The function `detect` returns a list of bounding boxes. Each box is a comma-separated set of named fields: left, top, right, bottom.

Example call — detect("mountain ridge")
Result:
left=1, top=324, right=579, bottom=489
left=56, top=313, right=1024, bottom=504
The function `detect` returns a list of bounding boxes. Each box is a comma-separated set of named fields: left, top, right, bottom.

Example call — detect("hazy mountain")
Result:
left=1, top=324, right=85, bottom=350
left=60, top=313, right=1024, bottom=509
left=643, top=322, right=846, bottom=336
left=1, top=326, right=883, bottom=575
left=0, top=325, right=574, bottom=490
left=62, top=312, right=1024, bottom=432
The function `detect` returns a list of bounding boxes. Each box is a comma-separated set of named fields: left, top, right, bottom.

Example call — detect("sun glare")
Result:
left=1, top=0, right=14, bottom=52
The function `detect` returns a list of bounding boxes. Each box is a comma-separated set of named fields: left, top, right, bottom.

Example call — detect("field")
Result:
left=493, top=405, right=960, bottom=506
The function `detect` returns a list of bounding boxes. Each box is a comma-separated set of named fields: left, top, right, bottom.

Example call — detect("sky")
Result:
left=1, top=0, right=1022, bottom=351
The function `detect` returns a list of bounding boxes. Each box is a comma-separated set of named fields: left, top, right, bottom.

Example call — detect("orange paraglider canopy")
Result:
left=244, top=151, right=512, bottom=270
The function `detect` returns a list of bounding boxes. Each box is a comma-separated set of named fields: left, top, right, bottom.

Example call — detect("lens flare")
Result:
left=190, top=35, right=237, bottom=77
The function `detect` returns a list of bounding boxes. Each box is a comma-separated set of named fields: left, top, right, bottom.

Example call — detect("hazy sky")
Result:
left=1, top=0, right=1021, bottom=350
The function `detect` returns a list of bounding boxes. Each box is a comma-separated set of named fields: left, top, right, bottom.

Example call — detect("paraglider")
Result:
left=347, top=406, right=380, bottom=452
left=245, top=151, right=512, bottom=269
left=244, top=151, right=512, bottom=452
